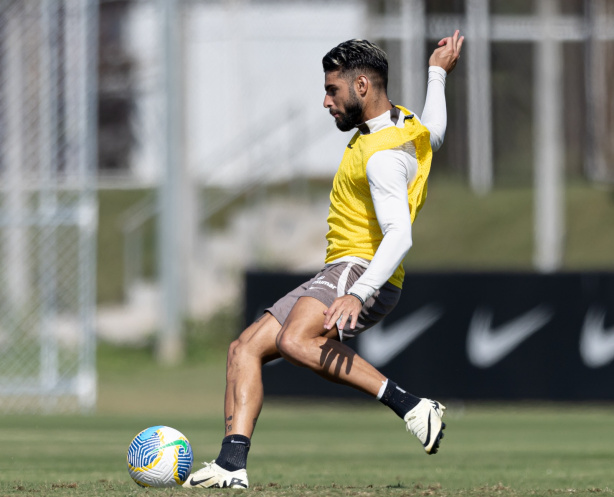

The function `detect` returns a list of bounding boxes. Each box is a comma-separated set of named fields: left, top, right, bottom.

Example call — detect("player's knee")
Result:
left=226, top=338, right=243, bottom=370
left=276, top=332, right=304, bottom=364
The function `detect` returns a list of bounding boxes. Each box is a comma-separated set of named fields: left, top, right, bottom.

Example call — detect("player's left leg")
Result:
left=275, top=295, right=388, bottom=396
left=276, top=294, right=446, bottom=455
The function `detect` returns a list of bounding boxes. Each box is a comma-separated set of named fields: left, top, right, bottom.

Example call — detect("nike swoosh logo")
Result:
left=580, top=306, right=614, bottom=368
left=358, top=305, right=443, bottom=368
left=467, top=305, right=553, bottom=368
left=190, top=476, right=214, bottom=486
left=423, top=411, right=432, bottom=448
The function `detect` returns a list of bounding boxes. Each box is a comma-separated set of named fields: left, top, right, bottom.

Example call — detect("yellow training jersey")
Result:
left=324, top=105, right=433, bottom=289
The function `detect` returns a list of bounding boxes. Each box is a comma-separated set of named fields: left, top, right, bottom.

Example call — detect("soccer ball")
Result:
left=126, top=425, right=193, bottom=487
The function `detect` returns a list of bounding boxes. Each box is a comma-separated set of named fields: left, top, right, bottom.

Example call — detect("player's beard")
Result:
left=333, top=88, right=363, bottom=132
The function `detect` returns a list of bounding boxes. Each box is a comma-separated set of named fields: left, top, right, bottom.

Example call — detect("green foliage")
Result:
left=202, top=178, right=331, bottom=231
left=95, top=181, right=614, bottom=305
left=566, top=184, right=614, bottom=268
left=183, top=309, right=240, bottom=365
left=96, top=308, right=238, bottom=373
left=97, top=189, right=156, bottom=304
left=407, top=179, right=614, bottom=270
left=407, top=179, right=535, bottom=269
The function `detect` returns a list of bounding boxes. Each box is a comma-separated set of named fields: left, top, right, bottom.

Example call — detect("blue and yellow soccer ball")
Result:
left=127, top=425, right=193, bottom=487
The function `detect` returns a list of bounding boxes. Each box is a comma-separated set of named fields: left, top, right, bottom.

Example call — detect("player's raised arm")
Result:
left=421, top=30, right=464, bottom=151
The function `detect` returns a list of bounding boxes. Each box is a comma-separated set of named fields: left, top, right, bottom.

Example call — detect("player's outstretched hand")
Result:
left=323, top=294, right=363, bottom=332
left=429, top=29, right=464, bottom=74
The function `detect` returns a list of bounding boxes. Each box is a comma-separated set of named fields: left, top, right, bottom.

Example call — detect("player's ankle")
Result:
left=378, top=379, right=421, bottom=419
left=215, top=434, right=251, bottom=471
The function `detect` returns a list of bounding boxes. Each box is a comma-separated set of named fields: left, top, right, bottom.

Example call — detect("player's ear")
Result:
left=355, top=75, right=369, bottom=97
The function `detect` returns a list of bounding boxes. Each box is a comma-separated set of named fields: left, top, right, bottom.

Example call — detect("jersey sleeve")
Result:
left=345, top=149, right=415, bottom=302
left=421, top=66, right=448, bottom=152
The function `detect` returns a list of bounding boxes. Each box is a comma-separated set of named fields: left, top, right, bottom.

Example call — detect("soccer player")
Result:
left=185, top=31, right=464, bottom=489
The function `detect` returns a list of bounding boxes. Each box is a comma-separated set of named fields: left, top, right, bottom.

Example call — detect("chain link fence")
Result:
left=0, top=0, right=98, bottom=413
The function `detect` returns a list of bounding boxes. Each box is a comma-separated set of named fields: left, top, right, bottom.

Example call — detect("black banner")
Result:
left=245, top=271, right=614, bottom=401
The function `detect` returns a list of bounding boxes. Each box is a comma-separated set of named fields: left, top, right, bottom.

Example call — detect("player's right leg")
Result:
left=184, top=312, right=282, bottom=489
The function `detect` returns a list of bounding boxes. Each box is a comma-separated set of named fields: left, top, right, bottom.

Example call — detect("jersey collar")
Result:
left=357, top=105, right=404, bottom=135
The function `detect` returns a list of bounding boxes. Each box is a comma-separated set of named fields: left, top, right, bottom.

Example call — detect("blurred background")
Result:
left=0, top=0, right=613, bottom=414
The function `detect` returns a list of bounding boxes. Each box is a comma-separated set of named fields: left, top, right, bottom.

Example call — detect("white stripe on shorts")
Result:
left=335, top=262, right=355, bottom=338
left=337, top=262, right=354, bottom=298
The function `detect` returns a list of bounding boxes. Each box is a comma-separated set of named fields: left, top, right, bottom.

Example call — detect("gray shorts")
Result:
left=265, top=262, right=401, bottom=341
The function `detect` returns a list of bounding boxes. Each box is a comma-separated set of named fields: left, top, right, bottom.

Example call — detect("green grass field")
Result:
left=1, top=402, right=613, bottom=497
left=1, top=342, right=613, bottom=497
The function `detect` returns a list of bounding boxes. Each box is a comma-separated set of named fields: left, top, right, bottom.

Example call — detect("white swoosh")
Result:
left=358, top=305, right=443, bottom=368
left=467, top=305, right=553, bottom=368
left=580, top=306, right=614, bottom=368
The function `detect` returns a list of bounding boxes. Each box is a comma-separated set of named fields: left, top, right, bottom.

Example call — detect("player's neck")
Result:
left=361, top=95, right=393, bottom=123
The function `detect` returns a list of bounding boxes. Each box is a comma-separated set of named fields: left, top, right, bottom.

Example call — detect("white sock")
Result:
left=376, top=379, right=388, bottom=400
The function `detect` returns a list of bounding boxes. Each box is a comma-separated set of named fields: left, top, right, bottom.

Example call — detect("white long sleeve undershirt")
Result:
left=340, top=66, right=448, bottom=302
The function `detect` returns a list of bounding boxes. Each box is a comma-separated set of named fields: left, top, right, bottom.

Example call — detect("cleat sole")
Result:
left=427, top=422, right=446, bottom=455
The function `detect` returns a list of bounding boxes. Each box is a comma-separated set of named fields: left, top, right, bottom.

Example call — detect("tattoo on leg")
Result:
left=226, top=415, right=233, bottom=433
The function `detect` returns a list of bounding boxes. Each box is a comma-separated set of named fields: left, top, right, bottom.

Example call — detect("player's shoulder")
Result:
left=394, top=105, right=423, bottom=126
left=367, top=147, right=415, bottom=181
